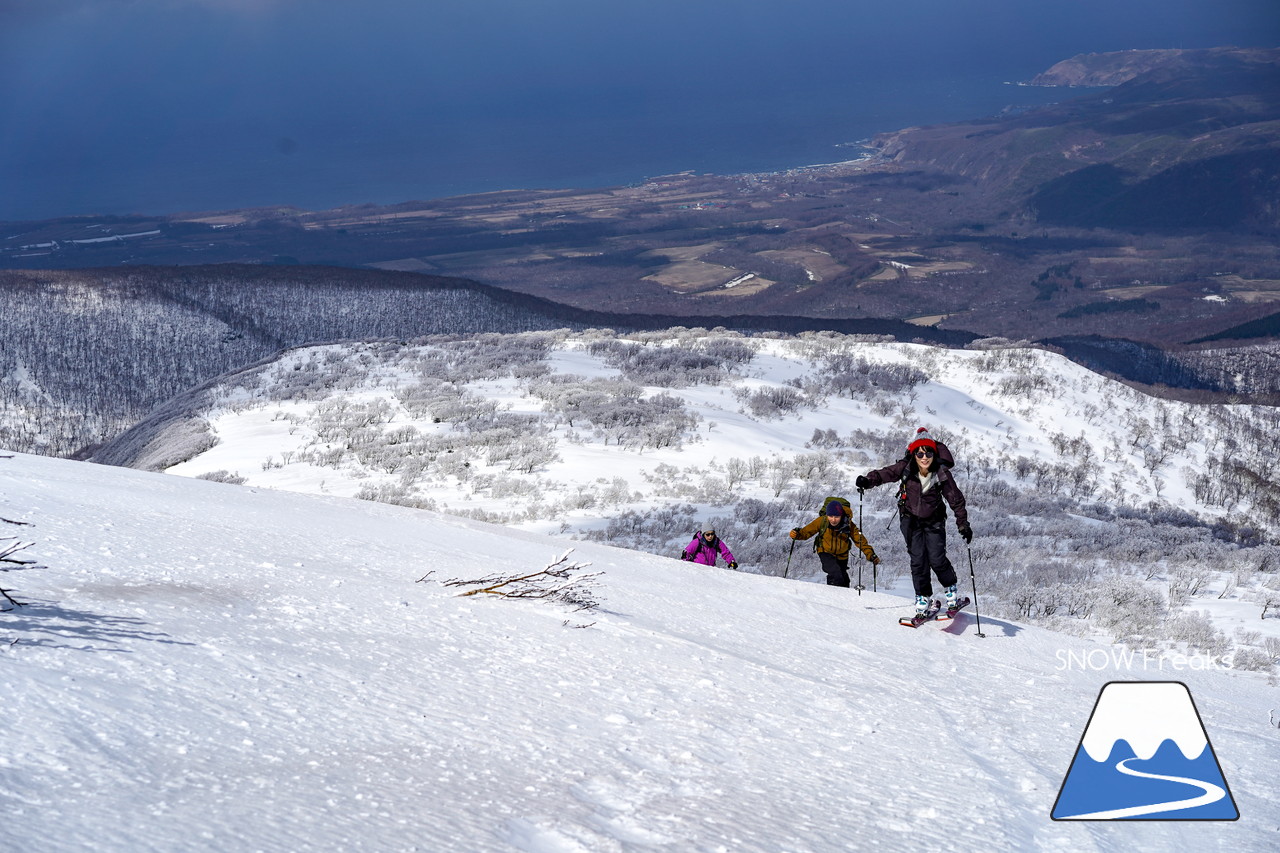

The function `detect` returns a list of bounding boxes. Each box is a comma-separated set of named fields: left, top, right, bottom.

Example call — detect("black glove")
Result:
left=681, top=552, right=693, bottom=561
left=958, top=524, right=973, bottom=544
left=728, top=561, right=738, bottom=570
left=855, top=475, right=872, bottom=490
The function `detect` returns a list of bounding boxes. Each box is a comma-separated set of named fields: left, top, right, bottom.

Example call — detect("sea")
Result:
left=0, top=75, right=1076, bottom=221
left=2, top=0, right=1274, bottom=222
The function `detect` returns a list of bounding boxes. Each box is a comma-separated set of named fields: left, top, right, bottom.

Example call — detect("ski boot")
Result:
left=944, top=585, right=959, bottom=610
left=914, top=594, right=930, bottom=615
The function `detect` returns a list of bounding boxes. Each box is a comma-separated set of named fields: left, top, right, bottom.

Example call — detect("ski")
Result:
left=899, top=599, right=942, bottom=628
left=935, top=596, right=971, bottom=622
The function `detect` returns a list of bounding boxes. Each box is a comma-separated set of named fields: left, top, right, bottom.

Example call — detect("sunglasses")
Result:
left=914, top=448, right=935, bottom=458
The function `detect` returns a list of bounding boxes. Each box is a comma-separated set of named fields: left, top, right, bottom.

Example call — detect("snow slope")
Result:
left=3, top=452, right=1276, bottom=852
left=106, top=331, right=1280, bottom=662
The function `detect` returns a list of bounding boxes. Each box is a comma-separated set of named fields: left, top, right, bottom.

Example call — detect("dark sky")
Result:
left=2, top=0, right=1277, bottom=220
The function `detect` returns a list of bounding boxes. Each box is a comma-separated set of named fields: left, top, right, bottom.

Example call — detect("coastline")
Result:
left=1, top=75, right=1076, bottom=224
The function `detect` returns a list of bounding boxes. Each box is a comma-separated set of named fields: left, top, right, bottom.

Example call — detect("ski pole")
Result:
left=784, top=537, right=796, bottom=579
left=860, top=488, right=877, bottom=592
left=855, top=489, right=864, bottom=594
left=967, top=545, right=986, bottom=638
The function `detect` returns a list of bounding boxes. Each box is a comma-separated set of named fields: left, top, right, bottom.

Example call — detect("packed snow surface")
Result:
left=2, top=452, right=1277, bottom=852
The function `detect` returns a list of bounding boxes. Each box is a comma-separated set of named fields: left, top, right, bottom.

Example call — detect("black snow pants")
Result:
left=818, top=552, right=850, bottom=587
left=901, top=511, right=958, bottom=597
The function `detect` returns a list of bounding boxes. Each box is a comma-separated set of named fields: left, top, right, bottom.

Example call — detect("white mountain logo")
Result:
left=1052, top=681, right=1239, bottom=820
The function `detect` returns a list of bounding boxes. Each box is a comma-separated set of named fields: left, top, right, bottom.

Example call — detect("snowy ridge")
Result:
left=1080, top=682, right=1209, bottom=761
left=3, top=451, right=1277, bottom=850
left=120, top=332, right=1279, bottom=531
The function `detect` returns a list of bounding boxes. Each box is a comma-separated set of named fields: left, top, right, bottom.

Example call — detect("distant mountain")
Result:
left=870, top=47, right=1280, bottom=232
left=1029, top=48, right=1230, bottom=88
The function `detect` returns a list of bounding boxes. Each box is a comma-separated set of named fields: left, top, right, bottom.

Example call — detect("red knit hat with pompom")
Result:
left=908, top=427, right=937, bottom=454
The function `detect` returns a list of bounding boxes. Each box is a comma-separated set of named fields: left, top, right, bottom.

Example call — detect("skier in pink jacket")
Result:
left=682, top=528, right=738, bottom=569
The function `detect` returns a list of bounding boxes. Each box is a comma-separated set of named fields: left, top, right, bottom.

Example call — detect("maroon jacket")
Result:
left=864, top=454, right=969, bottom=528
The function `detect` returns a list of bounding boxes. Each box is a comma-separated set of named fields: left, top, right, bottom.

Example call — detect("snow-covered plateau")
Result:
left=2, top=449, right=1277, bottom=852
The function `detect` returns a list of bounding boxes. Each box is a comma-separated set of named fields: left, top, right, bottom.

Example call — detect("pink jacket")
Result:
left=684, top=533, right=735, bottom=566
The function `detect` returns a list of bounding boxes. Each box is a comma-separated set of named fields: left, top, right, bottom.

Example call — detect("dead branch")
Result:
left=444, top=549, right=602, bottom=613
left=0, top=538, right=37, bottom=567
left=1, top=538, right=38, bottom=607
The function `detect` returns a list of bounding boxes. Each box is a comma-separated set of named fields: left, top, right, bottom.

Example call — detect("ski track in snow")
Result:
left=2, top=452, right=1277, bottom=852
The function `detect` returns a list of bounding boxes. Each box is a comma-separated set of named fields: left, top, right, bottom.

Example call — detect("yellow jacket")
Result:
left=794, top=514, right=877, bottom=562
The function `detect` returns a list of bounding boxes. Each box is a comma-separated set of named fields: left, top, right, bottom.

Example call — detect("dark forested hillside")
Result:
left=0, top=266, right=581, bottom=457
left=1030, top=150, right=1280, bottom=230
left=1044, top=336, right=1280, bottom=401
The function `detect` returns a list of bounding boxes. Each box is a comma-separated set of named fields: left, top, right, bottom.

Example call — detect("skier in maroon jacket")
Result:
left=856, top=427, right=971, bottom=615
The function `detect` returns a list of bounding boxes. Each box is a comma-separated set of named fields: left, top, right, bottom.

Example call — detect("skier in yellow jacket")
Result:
left=790, top=499, right=879, bottom=587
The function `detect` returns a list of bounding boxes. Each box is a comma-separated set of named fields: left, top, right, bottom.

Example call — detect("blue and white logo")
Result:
left=1052, top=681, right=1239, bottom=821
